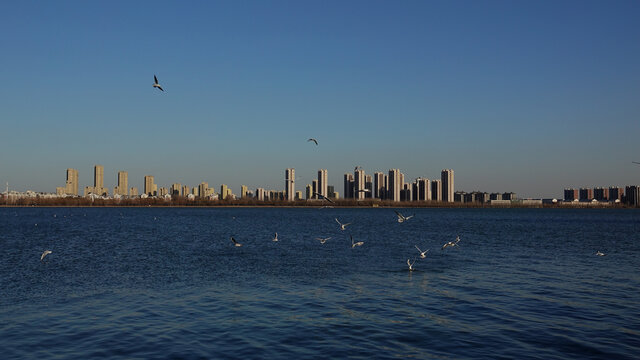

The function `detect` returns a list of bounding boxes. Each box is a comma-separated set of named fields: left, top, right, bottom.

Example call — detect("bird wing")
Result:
left=154, top=75, right=158, bottom=84
left=335, top=218, right=342, bottom=225
left=343, top=223, right=351, bottom=227
left=415, top=245, right=422, bottom=252
left=231, top=237, right=237, bottom=244
left=308, top=138, right=318, bottom=145
left=325, top=197, right=335, bottom=203
left=157, top=86, right=164, bottom=91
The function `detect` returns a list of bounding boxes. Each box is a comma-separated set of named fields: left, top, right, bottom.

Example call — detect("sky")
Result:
left=1, top=0, right=639, bottom=198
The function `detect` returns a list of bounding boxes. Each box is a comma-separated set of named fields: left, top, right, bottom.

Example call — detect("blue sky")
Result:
left=1, top=0, right=639, bottom=198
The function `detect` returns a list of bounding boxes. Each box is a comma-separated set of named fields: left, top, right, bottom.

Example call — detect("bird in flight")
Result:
left=273, top=232, right=278, bottom=242
left=314, top=192, right=334, bottom=203
left=357, top=189, right=371, bottom=193
left=231, top=236, right=243, bottom=247
left=153, top=75, right=164, bottom=91
left=316, top=237, right=331, bottom=244
left=335, top=218, right=351, bottom=231
left=595, top=251, right=606, bottom=256
left=307, top=138, right=318, bottom=145
left=415, top=245, right=429, bottom=258
left=633, top=161, right=640, bottom=165
left=442, top=235, right=461, bottom=250
left=407, top=258, right=416, bottom=271
left=351, top=235, right=364, bottom=248
left=40, top=250, right=52, bottom=262
left=394, top=211, right=414, bottom=223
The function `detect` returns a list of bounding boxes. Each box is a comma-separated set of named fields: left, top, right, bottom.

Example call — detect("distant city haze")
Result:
left=1, top=2, right=639, bottom=198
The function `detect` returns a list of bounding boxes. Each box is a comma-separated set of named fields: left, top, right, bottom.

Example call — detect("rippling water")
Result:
left=1, top=207, right=639, bottom=359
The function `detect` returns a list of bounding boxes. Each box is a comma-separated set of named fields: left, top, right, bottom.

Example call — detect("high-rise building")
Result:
left=285, top=168, right=295, bottom=201
left=354, top=169, right=365, bottom=200
left=256, top=188, right=266, bottom=201
left=171, top=183, right=182, bottom=196
left=220, top=184, right=229, bottom=200
left=343, top=173, right=354, bottom=199
left=144, top=175, right=157, bottom=196
left=295, top=191, right=302, bottom=200
left=66, top=168, right=79, bottom=196
left=373, top=172, right=385, bottom=199
left=625, top=186, right=639, bottom=206
left=182, top=185, right=190, bottom=197
left=564, top=188, right=578, bottom=201
left=198, top=182, right=209, bottom=199
left=413, top=178, right=431, bottom=201
left=130, top=187, right=138, bottom=197
left=365, top=175, right=373, bottom=199
left=441, top=169, right=454, bottom=202
left=114, top=171, right=128, bottom=196
left=241, top=185, right=248, bottom=199
left=306, top=184, right=313, bottom=200
left=318, top=169, right=328, bottom=199
left=388, top=169, right=401, bottom=202
left=609, top=187, right=623, bottom=202
left=94, top=165, right=104, bottom=189
left=312, top=180, right=318, bottom=198
left=431, top=180, right=442, bottom=201
left=579, top=188, right=593, bottom=201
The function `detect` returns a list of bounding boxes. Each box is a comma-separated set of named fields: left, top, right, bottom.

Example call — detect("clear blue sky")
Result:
left=1, top=0, right=639, bottom=198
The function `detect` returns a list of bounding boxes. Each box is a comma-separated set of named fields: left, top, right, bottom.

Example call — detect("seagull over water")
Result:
left=40, top=250, right=52, bottom=262
left=316, top=237, right=331, bottom=244
left=153, top=75, right=164, bottom=91
left=231, top=236, right=243, bottom=247
left=307, top=138, right=318, bottom=145
left=273, top=232, right=278, bottom=242
left=335, top=218, right=351, bottom=231
left=351, top=235, right=364, bottom=248
left=595, top=251, right=606, bottom=256
left=415, top=245, right=429, bottom=258
left=314, top=192, right=335, bottom=203
left=442, top=235, right=461, bottom=250
left=395, top=211, right=414, bottom=223
left=407, top=258, right=416, bottom=271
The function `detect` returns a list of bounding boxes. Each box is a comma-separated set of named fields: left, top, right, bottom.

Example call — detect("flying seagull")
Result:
left=595, top=251, right=606, bottom=256
left=273, top=232, right=278, bottom=242
left=153, top=75, right=164, bottom=91
left=307, top=138, right=318, bottom=145
left=394, top=210, right=414, bottom=223
left=407, top=258, right=416, bottom=271
left=314, top=192, right=334, bottom=203
left=357, top=189, right=371, bottom=193
left=316, top=237, right=331, bottom=244
left=633, top=161, right=640, bottom=165
left=415, top=245, right=429, bottom=259
left=335, top=218, right=351, bottom=231
left=442, top=235, right=461, bottom=250
left=40, top=250, right=52, bottom=262
left=231, top=236, right=243, bottom=247
left=351, top=234, right=364, bottom=248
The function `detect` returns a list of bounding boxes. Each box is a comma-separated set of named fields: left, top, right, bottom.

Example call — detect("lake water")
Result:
left=1, top=207, right=639, bottom=359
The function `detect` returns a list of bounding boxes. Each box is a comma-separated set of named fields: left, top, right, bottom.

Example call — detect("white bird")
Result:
left=595, top=251, right=606, bottom=256
left=231, top=236, right=243, bottom=247
left=442, top=235, right=461, bottom=250
left=40, top=250, right=52, bottom=262
left=153, top=75, right=164, bottom=91
left=314, top=192, right=334, bottom=203
left=415, top=245, right=429, bottom=258
left=273, top=232, right=278, bottom=242
left=316, top=237, right=331, bottom=244
left=407, top=258, right=416, bottom=271
left=307, top=138, right=318, bottom=145
left=357, top=189, right=371, bottom=193
left=395, top=211, right=414, bottom=223
left=335, top=218, right=351, bottom=231
left=351, top=235, right=364, bottom=248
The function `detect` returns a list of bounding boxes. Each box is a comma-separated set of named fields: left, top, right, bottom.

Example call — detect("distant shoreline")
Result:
left=0, top=198, right=635, bottom=209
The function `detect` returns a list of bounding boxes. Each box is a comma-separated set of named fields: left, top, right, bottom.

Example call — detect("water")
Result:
left=1, top=207, right=639, bottom=359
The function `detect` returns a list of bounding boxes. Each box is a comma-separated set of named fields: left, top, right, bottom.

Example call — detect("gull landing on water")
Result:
left=407, top=258, right=416, bottom=271
left=153, top=75, right=164, bottom=91
left=231, top=236, right=243, bottom=247
left=442, top=235, right=461, bottom=250
left=395, top=211, right=414, bottom=223
left=40, top=250, right=52, bottom=262
left=351, top=235, right=364, bottom=248
left=415, top=245, right=429, bottom=258
left=335, top=218, right=351, bottom=231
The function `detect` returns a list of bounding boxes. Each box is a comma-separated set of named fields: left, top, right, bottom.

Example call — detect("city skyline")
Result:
left=1, top=2, right=639, bottom=198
